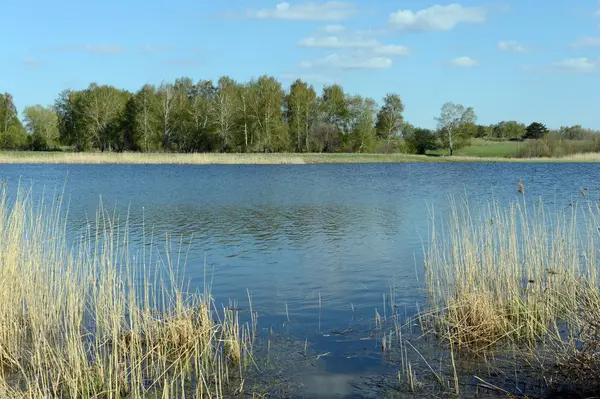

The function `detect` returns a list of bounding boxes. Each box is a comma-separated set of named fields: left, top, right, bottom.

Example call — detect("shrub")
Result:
left=0, top=126, right=29, bottom=150
left=404, top=128, right=438, bottom=155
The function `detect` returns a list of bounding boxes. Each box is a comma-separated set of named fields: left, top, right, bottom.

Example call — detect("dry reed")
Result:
left=0, top=184, right=254, bottom=398
left=4, top=151, right=600, bottom=165
left=423, top=195, right=600, bottom=353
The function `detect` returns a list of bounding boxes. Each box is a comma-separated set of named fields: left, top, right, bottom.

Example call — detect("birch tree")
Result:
left=212, top=76, right=238, bottom=152
left=23, top=105, right=60, bottom=150
left=236, top=83, right=252, bottom=152
left=187, top=80, right=216, bottom=151
left=435, top=102, right=476, bottom=156
left=79, top=83, right=128, bottom=151
left=248, top=76, right=286, bottom=152
left=125, top=84, right=159, bottom=151
left=285, top=79, right=317, bottom=153
left=348, top=96, right=377, bottom=153
left=375, top=93, right=404, bottom=145
left=156, top=83, right=177, bottom=151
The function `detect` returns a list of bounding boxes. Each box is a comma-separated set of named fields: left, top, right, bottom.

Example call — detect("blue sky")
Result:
left=2, top=0, right=600, bottom=129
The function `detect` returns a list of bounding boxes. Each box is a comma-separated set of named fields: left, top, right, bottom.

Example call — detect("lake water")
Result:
left=1, top=163, right=598, bottom=398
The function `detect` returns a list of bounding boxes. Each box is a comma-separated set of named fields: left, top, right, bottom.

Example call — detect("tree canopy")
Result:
left=2, top=78, right=598, bottom=155
left=435, top=102, right=477, bottom=155
left=525, top=122, right=549, bottom=140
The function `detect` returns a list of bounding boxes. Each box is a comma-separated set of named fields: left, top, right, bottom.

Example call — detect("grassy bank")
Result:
left=0, top=186, right=253, bottom=398
left=3, top=150, right=600, bottom=164
left=428, top=138, right=524, bottom=158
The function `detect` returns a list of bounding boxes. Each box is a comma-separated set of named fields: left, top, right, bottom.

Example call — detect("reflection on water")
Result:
left=1, top=162, right=599, bottom=397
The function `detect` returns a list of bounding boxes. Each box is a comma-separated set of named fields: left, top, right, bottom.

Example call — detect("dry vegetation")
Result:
left=0, top=185, right=254, bottom=398
left=4, top=151, right=600, bottom=164
left=422, top=191, right=600, bottom=393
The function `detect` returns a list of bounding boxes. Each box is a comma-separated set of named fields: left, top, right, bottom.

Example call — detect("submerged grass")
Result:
left=4, top=151, right=600, bottom=164
left=0, top=184, right=254, bottom=398
left=423, top=192, right=600, bottom=393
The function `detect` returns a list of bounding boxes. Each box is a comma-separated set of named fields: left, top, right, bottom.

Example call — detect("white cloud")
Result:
left=450, top=56, right=478, bottom=67
left=45, top=44, right=125, bottom=54
left=570, top=37, right=600, bottom=48
left=248, top=2, right=357, bottom=21
left=373, top=44, right=411, bottom=56
left=300, top=54, right=393, bottom=70
left=551, top=57, right=599, bottom=73
left=142, top=44, right=173, bottom=52
left=298, top=30, right=410, bottom=56
left=321, top=24, right=346, bottom=33
left=389, top=4, right=486, bottom=32
left=498, top=40, right=527, bottom=52
left=298, top=35, right=380, bottom=48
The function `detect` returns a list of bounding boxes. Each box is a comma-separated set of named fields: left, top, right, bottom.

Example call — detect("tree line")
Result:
left=0, top=77, right=404, bottom=154
left=0, top=77, right=597, bottom=156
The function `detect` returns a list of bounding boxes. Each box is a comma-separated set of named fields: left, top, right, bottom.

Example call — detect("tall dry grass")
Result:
left=3, top=151, right=600, bottom=165
left=0, top=184, right=254, bottom=398
left=423, top=195, right=600, bottom=354
left=0, top=152, right=308, bottom=165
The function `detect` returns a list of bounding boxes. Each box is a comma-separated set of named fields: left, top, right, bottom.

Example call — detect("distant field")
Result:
left=428, top=138, right=524, bottom=158
left=1, top=149, right=600, bottom=164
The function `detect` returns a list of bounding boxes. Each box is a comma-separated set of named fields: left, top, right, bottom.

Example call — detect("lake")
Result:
left=1, top=162, right=597, bottom=398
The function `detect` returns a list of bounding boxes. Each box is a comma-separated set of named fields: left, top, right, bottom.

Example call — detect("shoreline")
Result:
left=1, top=151, right=600, bottom=164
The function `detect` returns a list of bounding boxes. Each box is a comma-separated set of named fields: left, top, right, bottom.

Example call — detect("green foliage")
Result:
left=491, top=121, right=527, bottom=139
left=404, top=126, right=438, bottom=155
left=473, top=124, right=491, bottom=138
left=12, top=77, right=599, bottom=157
left=285, top=79, right=317, bottom=152
left=557, top=125, right=591, bottom=141
left=123, top=84, right=160, bottom=152
left=23, top=105, right=60, bottom=150
left=0, top=93, right=23, bottom=133
left=525, top=122, right=549, bottom=139
left=347, top=96, right=377, bottom=153
left=0, top=93, right=29, bottom=150
left=213, top=76, right=238, bottom=152
left=375, top=93, right=404, bottom=144
left=321, top=84, right=348, bottom=136
left=241, top=75, right=289, bottom=152
left=0, top=126, right=29, bottom=150
left=435, top=102, right=476, bottom=155
left=55, top=84, right=129, bottom=151
left=518, top=136, right=600, bottom=158
left=235, top=83, right=253, bottom=152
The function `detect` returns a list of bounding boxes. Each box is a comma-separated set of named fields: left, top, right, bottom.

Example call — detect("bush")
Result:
left=0, top=126, right=30, bottom=150
left=404, top=128, right=438, bottom=155
left=518, top=137, right=600, bottom=158
left=374, top=137, right=403, bottom=153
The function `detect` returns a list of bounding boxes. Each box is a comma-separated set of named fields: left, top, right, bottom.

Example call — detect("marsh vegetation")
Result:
left=413, top=190, right=600, bottom=396
left=0, top=186, right=257, bottom=398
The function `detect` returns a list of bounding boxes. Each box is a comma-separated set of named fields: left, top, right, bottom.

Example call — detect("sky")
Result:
left=2, top=0, right=600, bottom=129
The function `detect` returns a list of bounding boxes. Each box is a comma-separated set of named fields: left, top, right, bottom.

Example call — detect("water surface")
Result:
left=1, top=162, right=597, bottom=397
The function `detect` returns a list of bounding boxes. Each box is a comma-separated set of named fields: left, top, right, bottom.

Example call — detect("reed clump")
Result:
left=423, top=196, right=600, bottom=354
left=0, top=185, right=253, bottom=398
